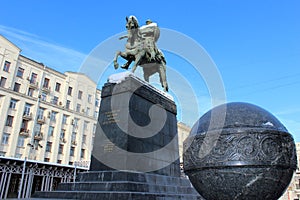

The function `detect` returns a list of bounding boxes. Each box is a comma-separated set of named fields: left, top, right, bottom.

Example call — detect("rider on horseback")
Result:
left=114, top=16, right=168, bottom=92
left=120, top=18, right=162, bottom=69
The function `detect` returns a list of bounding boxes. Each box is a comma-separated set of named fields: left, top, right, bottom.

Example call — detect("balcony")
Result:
left=71, top=140, right=77, bottom=146
left=42, top=86, right=51, bottom=93
left=19, top=128, right=30, bottom=137
left=51, top=100, right=58, bottom=106
left=23, top=112, right=33, bottom=120
left=34, top=132, right=43, bottom=140
left=29, top=80, right=39, bottom=89
left=296, top=184, right=300, bottom=192
left=60, top=138, right=67, bottom=144
left=37, top=116, right=46, bottom=124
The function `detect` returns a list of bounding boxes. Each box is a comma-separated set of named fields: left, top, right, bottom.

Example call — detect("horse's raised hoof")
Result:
left=114, top=62, right=119, bottom=69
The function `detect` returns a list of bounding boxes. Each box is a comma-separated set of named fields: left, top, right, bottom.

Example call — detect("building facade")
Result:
left=177, top=122, right=191, bottom=173
left=0, top=35, right=101, bottom=166
left=280, top=142, right=300, bottom=200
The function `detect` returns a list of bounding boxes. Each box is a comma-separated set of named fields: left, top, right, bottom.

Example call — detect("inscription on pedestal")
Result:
left=103, top=140, right=115, bottom=152
left=102, top=110, right=120, bottom=125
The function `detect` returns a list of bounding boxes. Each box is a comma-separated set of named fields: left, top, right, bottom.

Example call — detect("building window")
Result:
left=57, top=160, right=62, bottom=164
left=62, top=114, right=68, bottom=124
left=71, top=132, right=76, bottom=142
left=88, top=94, right=92, bottom=103
left=44, top=158, right=50, bottom=162
left=17, top=67, right=24, bottom=78
left=52, top=96, right=58, bottom=105
left=66, top=100, right=71, bottom=109
left=60, top=129, right=65, bottom=139
left=68, top=87, right=73, bottom=96
left=6, top=115, right=14, bottom=127
left=73, top=118, right=79, bottom=128
left=50, top=111, right=57, bottom=122
left=78, top=90, right=83, bottom=99
left=3, top=61, right=10, bottom=72
left=76, top=104, right=81, bottom=112
left=21, top=120, right=29, bottom=131
left=48, top=126, right=54, bottom=137
left=86, top=107, right=90, bottom=116
left=43, top=78, right=50, bottom=88
left=9, top=99, right=17, bottom=109
left=93, top=124, right=97, bottom=133
left=35, top=123, right=42, bottom=136
left=37, top=107, right=45, bottom=120
left=0, top=77, right=7, bottom=87
left=30, top=73, right=37, bottom=84
left=1, top=133, right=9, bottom=144
left=46, top=142, right=52, bottom=152
left=58, top=144, right=64, bottom=154
left=94, top=111, right=98, bottom=119
left=17, top=136, right=25, bottom=147
left=27, top=88, right=34, bottom=97
left=81, top=149, right=85, bottom=159
left=95, top=98, right=100, bottom=107
left=13, top=82, right=21, bottom=92
left=70, top=147, right=75, bottom=157
left=15, top=153, right=22, bottom=158
left=83, top=121, right=89, bottom=130
left=24, top=103, right=32, bottom=116
left=41, top=92, right=47, bottom=101
left=55, top=82, right=61, bottom=92
left=82, top=135, right=87, bottom=144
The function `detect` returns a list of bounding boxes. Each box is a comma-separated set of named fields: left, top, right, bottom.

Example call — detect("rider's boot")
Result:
left=121, top=60, right=133, bottom=69
left=121, top=62, right=130, bottom=69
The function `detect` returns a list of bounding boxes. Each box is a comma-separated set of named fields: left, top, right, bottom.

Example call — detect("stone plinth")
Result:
left=90, top=75, right=180, bottom=177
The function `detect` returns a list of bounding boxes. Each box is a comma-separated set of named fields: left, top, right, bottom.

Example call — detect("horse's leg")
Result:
left=113, top=51, right=121, bottom=69
left=131, top=50, right=145, bottom=73
left=143, top=69, right=150, bottom=82
left=159, top=64, right=168, bottom=92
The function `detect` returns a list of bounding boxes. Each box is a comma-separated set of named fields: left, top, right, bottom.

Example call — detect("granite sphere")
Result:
left=183, top=102, right=297, bottom=200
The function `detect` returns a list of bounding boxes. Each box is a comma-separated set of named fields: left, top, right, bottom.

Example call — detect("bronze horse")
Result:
left=113, top=16, right=168, bottom=92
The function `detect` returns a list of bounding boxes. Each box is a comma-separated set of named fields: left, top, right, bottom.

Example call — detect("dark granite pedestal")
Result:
left=33, top=75, right=201, bottom=200
left=91, top=75, right=180, bottom=176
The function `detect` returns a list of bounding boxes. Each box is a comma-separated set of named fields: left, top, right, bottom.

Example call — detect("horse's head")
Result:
left=126, top=15, right=139, bottom=30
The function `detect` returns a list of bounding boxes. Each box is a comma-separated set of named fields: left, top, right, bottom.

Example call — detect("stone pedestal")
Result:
left=90, top=76, right=180, bottom=176
left=33, top=75, right=202, bottom=200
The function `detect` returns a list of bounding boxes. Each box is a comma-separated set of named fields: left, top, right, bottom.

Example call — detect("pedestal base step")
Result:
left=33, top=171, right=203, bottom=200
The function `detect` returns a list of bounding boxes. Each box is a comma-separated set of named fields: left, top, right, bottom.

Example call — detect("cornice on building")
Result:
left=177, top=121, right=191, bottom=132
left=19, top=55, right=66, bottom=79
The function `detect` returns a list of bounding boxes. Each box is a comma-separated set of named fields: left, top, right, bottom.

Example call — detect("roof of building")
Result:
left=0, top=34, right=21, bottom=52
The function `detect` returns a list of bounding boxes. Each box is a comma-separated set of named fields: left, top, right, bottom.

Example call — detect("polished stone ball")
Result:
left=183, top=102, right=297, bottom=200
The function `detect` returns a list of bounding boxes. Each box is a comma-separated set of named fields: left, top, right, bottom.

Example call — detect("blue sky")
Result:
left=0, top=1, right=299, bottom=141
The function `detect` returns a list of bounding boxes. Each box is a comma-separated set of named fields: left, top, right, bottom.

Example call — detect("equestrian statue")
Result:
left=113, top=16, right=169, bottom=92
